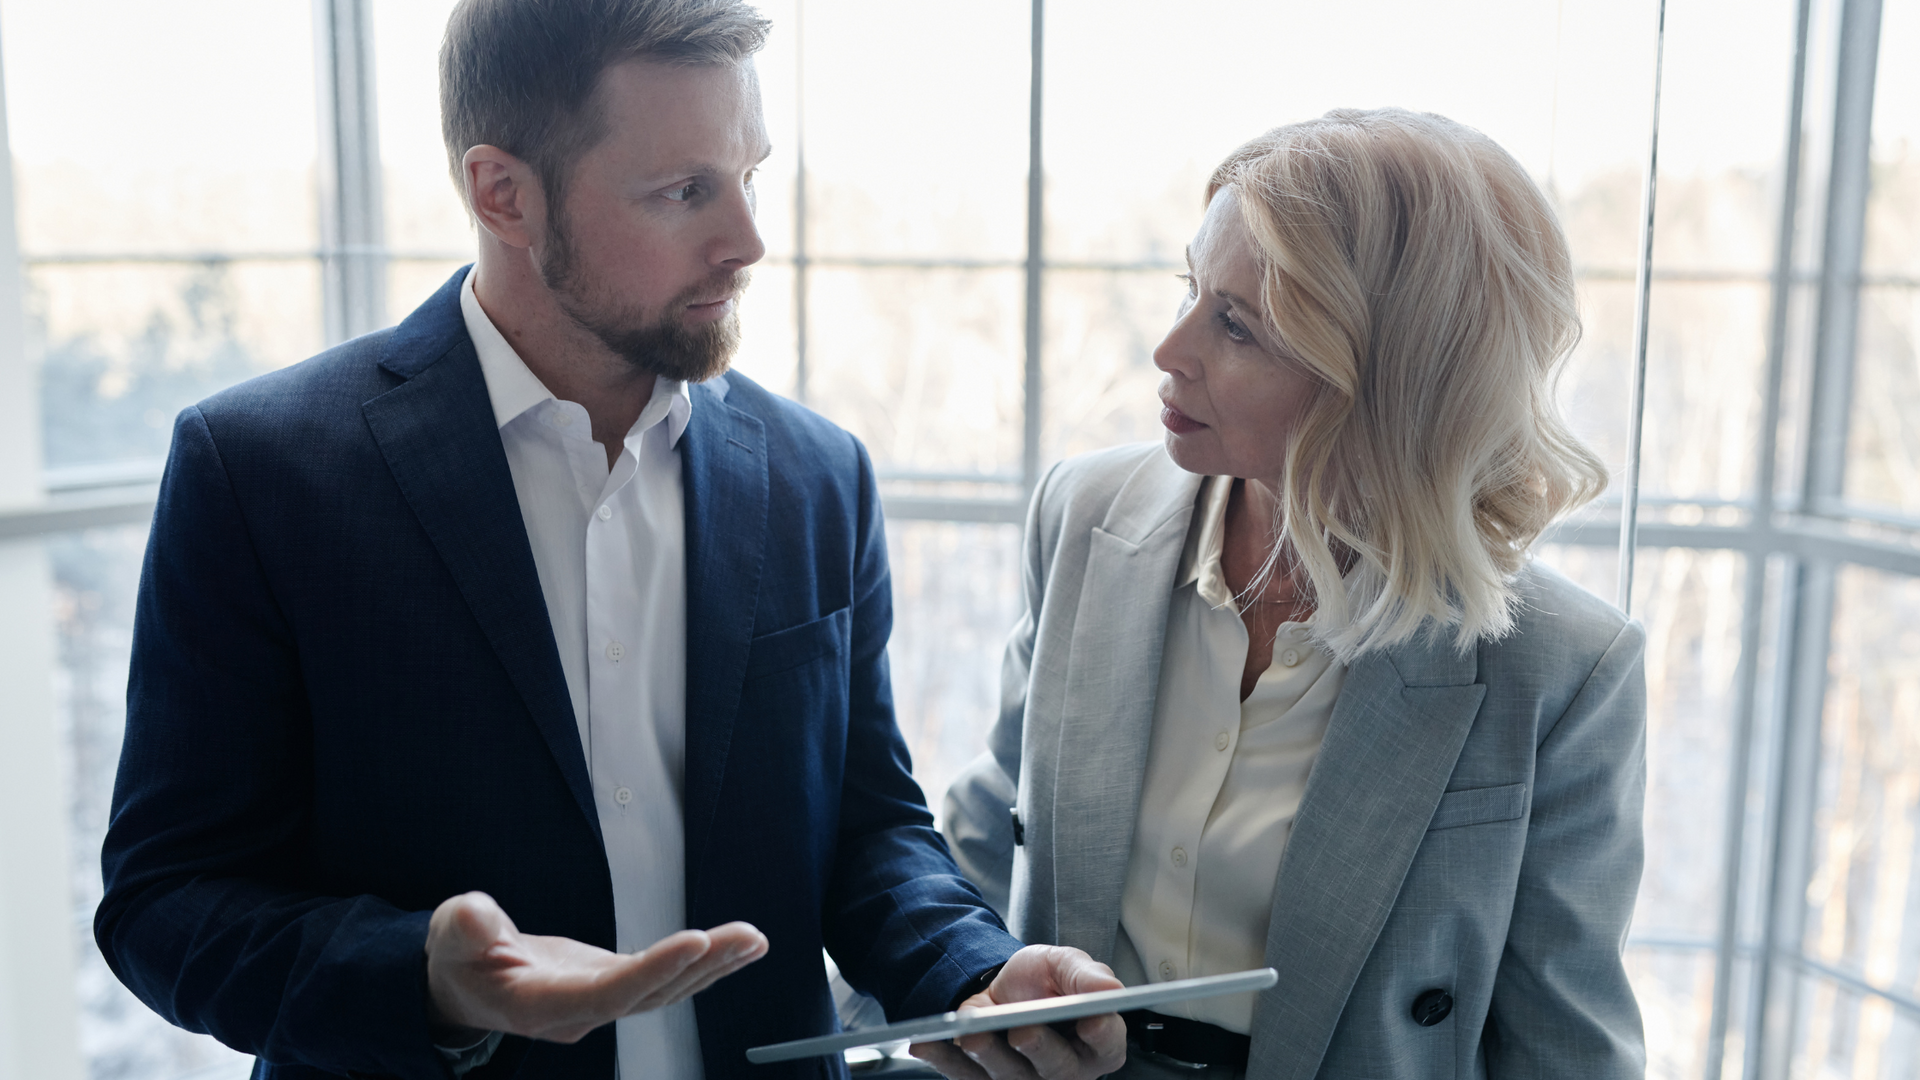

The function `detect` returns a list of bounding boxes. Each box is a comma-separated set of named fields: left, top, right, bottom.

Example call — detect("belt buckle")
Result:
left=1133, top=1021, right=1215, bottom=1072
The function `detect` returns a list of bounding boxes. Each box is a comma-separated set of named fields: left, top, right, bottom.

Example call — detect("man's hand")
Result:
left=909, top=945, right=1127, bottom=1080
left=425, top=891, right=768, bottom=1044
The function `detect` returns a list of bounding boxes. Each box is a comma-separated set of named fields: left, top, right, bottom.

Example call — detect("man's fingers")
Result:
left=910, top=1039, right=993, bottom=1080
left=615, top=923, right=768, bottom=1014
left=665, top=933, right=768, bottom=1002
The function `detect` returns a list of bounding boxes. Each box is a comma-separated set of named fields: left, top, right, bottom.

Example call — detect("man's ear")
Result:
left=463, top=145, right=544, bottom=250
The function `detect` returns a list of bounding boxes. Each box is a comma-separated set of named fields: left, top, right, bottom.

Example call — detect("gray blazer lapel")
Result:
left=1248, top=635, right=1487, bottom=1080
left=1051, top=457, right=1201, bottom=961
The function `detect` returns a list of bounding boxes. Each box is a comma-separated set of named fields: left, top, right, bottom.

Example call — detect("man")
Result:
left=94, top=1, right=1124, bottom=1078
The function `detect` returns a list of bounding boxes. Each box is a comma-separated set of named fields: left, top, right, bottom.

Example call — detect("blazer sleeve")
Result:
left=1486, top=619, right=1649, bottom=1076
left=95, top=407, right=449, bottom=1080
left=941, top=462, right=1058, bottom=918
left=819, top=439, right=1024, bottom=1019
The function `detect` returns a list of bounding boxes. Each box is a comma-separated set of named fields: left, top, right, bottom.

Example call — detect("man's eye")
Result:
left=665, top=182, right=703, bottom=202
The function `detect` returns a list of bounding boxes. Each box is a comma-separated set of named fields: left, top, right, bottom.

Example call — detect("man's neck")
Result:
left=471, top=247, right=653, bottom=470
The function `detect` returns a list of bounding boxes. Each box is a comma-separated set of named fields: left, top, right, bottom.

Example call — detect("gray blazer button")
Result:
left=1411, top=988, right=1453, bottom=1026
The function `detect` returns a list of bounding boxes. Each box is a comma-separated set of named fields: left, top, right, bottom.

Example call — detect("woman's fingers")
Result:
left=953, top=1032, right=1043, bottom=1080
left=910, top=1037, right=997, bottom=1080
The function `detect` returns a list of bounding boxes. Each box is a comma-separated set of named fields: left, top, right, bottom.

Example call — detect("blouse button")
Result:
left=1214, top=731, right=1230, bottom=752
left=1280, top=648, right=1301, bottom=667
left=1159, top=961, right=1176, bottom=980
left=1171, top=846, right=1188, bottom=868
left=597, top=505, right=613, bottom=521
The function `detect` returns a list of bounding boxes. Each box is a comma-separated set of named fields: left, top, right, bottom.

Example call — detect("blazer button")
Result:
left=1411, top=988, right=1453, bottom=1026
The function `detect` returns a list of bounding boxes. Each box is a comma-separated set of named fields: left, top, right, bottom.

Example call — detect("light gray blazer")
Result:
left=943, top=444, right=1647, bottom=1079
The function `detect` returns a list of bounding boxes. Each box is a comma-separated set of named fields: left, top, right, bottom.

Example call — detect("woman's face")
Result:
left=1154, top=186, right=1319, bottom=483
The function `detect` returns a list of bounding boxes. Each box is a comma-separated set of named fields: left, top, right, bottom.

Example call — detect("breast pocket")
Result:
left=744, top=607, right=850, bottom=680
left=1426, top=782, right=1529, bottom=831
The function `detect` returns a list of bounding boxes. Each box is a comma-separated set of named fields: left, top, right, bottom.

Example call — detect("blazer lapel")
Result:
left=1051, top=454, right=1202, bottom=961
left=677, top=378, right=768, bottom=904
left=1247, top=634, right=1486, bottom=1080
left=360, top=270, right=600, bottom=843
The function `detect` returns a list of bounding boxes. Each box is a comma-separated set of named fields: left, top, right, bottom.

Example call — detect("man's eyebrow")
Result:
left=644, top=146, right=774, bottom=182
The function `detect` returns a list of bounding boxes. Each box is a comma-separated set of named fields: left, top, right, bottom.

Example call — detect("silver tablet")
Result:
left=746, top=968, right=1278, bottom=1064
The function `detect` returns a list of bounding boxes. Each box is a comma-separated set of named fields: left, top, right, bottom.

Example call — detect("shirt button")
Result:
left=1214, top=731, right=1230, bottom=752
left=596, top=505, right=612, bottom=521
left=614, top=786, right=633, bottom=805
left=606, top=641, right=626, bottom=662
left=1159, top=961, right=1176, bottom=980
left=1171, top=846, right=1187, bottom=868
left=1280, top=648, right=1301, bottom=667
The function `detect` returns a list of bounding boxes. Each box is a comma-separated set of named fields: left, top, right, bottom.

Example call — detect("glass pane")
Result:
left=31, top=262, right=323, bottom=470
left=1, top=0, right=318, bottom=253
left=1044, top=0, right=1667, bottom=265
left=804, top=266, right=1023, bottom=477
left=372, top=0, right=469, bottom=260
left=797, top=0, right=1028, bottom=261
left=1802, top=568, right=1920, bottom=994
left=1790, top=975, right=1920, bottom=1080
left=1864, top=0, right=1918, bottom=278
left=1626, top=945, right=1718, bottom=1080
left=1844, top=286, right=1920, bottom=517
left=885, top=521, right=1023, bottom=813
left=56, top=525, right=255, bottom=1080
left=1042, top=268, right=1172, bottom=464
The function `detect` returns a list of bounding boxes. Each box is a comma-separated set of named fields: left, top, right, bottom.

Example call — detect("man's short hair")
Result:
left=440, top=0, right=770, bottom=209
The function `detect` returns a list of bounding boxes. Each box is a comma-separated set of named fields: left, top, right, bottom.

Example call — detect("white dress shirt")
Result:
left=462, top=268, right=703, bottom=1080
left=1111, top=474, right=1347, bottom=1034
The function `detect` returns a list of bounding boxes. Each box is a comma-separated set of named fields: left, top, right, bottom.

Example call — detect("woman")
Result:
left=940, top=109, right=1645, bottom=1079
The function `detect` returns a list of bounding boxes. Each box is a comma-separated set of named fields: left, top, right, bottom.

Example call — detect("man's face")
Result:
left=539, top=58, right=770, bottom=382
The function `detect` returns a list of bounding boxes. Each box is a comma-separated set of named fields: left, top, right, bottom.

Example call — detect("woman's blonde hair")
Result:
left=1211, top=107, right=1608, bottom=660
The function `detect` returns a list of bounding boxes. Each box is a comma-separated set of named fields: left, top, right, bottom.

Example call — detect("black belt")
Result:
left=1122, top=1010, right=1251, bottom=1071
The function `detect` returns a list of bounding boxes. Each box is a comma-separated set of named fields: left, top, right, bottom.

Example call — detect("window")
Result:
left=1, top=2, right=1914, bottom=1077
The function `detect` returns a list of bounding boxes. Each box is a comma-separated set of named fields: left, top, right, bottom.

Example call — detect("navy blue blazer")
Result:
left=96, top=268, right=1021, bottom=1080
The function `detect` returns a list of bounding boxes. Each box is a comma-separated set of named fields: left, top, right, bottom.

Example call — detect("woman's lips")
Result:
left=1160, top=404, right=1207, bottom=435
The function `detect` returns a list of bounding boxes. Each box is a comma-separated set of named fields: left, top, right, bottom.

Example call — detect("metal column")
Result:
left=314, top=0, right=387, bottom=345
left=1021, top=0, right=1045, bottom=494
left=1744, top=2, right=1884, bottom=1076
left=1703, top=2, right=1814, bottom=1075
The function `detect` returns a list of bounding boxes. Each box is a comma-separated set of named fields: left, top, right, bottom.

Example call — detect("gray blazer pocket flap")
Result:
left=745, top=607, right=849, bottom=680
left=1427, top=782, right=1530, bottom=831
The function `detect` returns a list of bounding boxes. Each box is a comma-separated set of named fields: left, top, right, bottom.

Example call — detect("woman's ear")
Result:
left=462, top=144, right=544, bottom=251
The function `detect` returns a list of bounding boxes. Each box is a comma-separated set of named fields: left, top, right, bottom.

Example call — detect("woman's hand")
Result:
left=910, top=945, right=1127, bottom=1080
left=424, top=891, right=768, bottom=1044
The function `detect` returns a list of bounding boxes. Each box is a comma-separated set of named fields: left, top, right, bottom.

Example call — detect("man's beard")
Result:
left=539, top=211, right=748, bottom=384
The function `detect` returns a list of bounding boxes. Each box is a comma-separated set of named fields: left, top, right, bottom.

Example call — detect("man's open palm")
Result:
left=426, top=891, right=769, bottom=1044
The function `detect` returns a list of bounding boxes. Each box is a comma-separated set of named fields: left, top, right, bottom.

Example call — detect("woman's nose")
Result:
left=1152, top=306, right=1203, bottom=378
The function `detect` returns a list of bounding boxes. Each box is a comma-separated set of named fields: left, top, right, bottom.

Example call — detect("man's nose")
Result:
left=713, top=187, right=766, bottom=269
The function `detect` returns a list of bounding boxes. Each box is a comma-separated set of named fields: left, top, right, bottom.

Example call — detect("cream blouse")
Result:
left=1110, top=474, right=1347, bottom=1034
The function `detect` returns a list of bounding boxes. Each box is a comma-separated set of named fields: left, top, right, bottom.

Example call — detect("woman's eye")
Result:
left=1215, top=310, right=1250, bottom=343
left=1175, top=272, right=1196, bottom=297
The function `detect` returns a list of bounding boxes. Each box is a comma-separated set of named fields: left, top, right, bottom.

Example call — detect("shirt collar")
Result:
left=1177, top=473, right=1237, bottom=609
left=460, top=266, right=693, bottom=447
